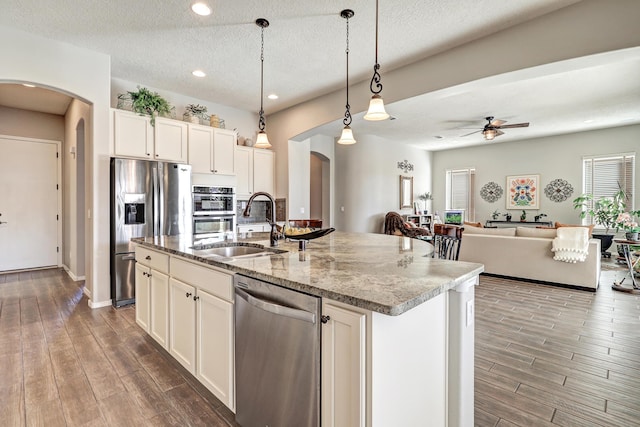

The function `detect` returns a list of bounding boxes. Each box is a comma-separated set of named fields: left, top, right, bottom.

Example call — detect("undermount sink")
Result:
left=191, top=244, right=287, bottom=260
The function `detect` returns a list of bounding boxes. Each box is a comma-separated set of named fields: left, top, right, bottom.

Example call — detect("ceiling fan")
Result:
left=460, top=116, right=530, bottom=140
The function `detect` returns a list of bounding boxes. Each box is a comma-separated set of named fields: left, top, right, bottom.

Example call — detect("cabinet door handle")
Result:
left=186, top=292, right=192, bottom=298
left=145, top=255, right=151, bottom=260
left=321, top=315, right=331, bottom=324
left=194, top=295, right=200, bottom=301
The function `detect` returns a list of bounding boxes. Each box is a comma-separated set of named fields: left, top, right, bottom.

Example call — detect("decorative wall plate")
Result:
left=544, top=179, right=574, bottom=202
left=480, top=181, right=503, bottom=203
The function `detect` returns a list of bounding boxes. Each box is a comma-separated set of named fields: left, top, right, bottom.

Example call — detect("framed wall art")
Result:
left=506, top=174, right=539, bottom=209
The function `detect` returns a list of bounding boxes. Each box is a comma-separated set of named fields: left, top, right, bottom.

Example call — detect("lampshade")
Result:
left=338, top=126, right=356, bottom=145
left=255, top=130, right=272, bottom=148
left=483, top=129, right=497, bottom=140
left=364, top=94, right=389, bottom=121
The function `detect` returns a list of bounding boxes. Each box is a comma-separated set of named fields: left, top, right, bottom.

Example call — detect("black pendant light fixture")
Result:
left=363, top=0, right=389, bottom=121
left=337, top=9, right=356, bottom=145
left=254, top=18, right=272, bottom=149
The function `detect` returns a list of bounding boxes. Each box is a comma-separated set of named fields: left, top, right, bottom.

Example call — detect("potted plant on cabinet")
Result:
left=573, top=187, right=629, bottom=256
left=117, top=86, right=173, bottom=126
left=417, top=192, right=433, bottom=214
left=184, top=103, right=208, bottom=124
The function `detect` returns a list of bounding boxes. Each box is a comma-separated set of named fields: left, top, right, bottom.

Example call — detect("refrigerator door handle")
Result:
left=122, top=254, right=135, bottom=261
left=152, top=165, right=160, bottom=236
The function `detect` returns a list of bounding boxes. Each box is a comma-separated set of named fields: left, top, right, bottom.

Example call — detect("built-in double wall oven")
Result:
left=192, top=186, right=236, bottom=241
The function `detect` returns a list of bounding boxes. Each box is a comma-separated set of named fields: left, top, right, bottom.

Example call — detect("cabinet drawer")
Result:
left=237, top=223, right=269, bottom=233
left=135, top=246, right=169, bottom=273
left=170, top=257, right=233, bottom=302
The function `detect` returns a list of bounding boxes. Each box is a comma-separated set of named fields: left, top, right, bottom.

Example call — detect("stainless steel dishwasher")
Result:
left=234, top=274, right=320, bottom=427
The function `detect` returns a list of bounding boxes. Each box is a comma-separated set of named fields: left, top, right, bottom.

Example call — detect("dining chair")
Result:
left=432, top=223, right=463, bottom=260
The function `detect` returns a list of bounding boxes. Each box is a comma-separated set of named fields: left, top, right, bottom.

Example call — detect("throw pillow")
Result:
left=463, top=226, right=516, bottom=236
left=516, top=226, right=557, bottom=238
left=555, top=222, right=595, bottom=238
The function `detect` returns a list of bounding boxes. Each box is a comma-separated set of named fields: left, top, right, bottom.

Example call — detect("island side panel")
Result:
left=370, top=292, right=447, bottom=426
left=448, top=276, right=478, bottom=427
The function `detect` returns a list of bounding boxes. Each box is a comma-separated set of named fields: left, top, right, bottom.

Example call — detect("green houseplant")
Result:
left=417, top=192, right=433, bottom=214
left=117, top=86, right=172, bottom=126
left=573, top=187, right=631, bottom=255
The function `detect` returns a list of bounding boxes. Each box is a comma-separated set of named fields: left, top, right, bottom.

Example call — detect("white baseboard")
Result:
left=62, top=264, right=86, bottom=282
left=88, top=298, right=112, bottom=309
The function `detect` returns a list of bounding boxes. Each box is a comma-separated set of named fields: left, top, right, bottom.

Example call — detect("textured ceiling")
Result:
left=0, top=0, right=579, bottom=114
left=1, top=0, right=639, bottom=151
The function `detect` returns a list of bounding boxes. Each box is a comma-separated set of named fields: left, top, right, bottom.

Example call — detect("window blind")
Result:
left=583, top=153, right=635, bottom=223
left=446, top=168, right=476, bottom=221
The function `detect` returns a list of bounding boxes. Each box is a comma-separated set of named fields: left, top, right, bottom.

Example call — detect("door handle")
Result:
left=0, top=221, right=6, bottom=225
left=186, top=292, right=192, bottom=298
left=145, top=255, right=151, bottom=260
left=235, top=287, right=316, bottom=324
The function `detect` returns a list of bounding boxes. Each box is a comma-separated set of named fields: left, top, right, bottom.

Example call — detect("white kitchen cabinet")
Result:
left=113, top=109, right=153, bottom=159
left=135, top=246, right=170, bottom=349
left=169, top=256, right=235, bottom=411
left=235, top=146, right=275, bottom=199
left=197, top=289, right=234, bottom=410
left=154, top=117, right=188, bottom=163
left=237, top=223, right=270, bottom=234
left=149, top=270, right=169, bottom=349
left=134, top=263, right=151, bottom=332
left=253, top=148, right=275, bottom=195
left=321, top=300, right=367, bottom=427
left=212, top=128, right=236, bottom=175
left=169, top=277, right=197, bottom=374
left=235, top=146, right=253, bottom=197
left=188, top=125, right=236, bottom=175
left=112, top=109, right=187, bottom=163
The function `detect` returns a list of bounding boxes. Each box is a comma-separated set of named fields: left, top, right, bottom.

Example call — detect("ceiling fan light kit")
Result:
left=254, top=17, right=272, bottom=149
left=338, top=9, right=357, bottom=145
left=462, top=115, right=530, bottom=141
left=364, top=0, right=389, bottom=121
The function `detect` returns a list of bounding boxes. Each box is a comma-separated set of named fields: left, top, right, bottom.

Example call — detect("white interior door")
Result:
left=0, top=136, right=60, bottom=271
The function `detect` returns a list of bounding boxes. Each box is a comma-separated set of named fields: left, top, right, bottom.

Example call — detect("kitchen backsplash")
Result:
left=236, top=198, right=286, bottom=224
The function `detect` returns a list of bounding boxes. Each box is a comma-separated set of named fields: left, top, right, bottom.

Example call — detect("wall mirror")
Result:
left=399, top=175, right=413, bottom=209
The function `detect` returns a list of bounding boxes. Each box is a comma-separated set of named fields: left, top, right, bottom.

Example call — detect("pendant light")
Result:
left=363, top=0, right=389, bottom=121
left=254, top=18, right=272, bottom=149
left=338, top=9, right=357, bottom=145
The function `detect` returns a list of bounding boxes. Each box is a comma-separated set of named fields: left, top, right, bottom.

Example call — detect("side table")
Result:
left=612, top=239, right=640, bottom=294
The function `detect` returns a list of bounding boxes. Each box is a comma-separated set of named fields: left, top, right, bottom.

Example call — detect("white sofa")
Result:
left=459, top=226, right=601, bottom=290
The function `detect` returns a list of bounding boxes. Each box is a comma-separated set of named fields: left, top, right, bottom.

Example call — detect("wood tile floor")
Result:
left=1, top=264, right=638, bottom=426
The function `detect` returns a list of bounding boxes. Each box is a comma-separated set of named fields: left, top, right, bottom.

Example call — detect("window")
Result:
left=445, top=168, right=475, bottom=222
left=582, top=153, right=635, bottom=224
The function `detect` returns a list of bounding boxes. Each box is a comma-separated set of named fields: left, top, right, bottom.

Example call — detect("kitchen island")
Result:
left=133, top=231, right=483, bottom=427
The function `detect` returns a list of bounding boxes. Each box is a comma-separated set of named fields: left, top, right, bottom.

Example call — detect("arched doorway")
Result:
left=310, top=151, right=330, bottom=227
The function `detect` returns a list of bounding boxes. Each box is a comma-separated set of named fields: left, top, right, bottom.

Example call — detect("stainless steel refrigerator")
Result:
left=110, top=158, right=192, bottom=307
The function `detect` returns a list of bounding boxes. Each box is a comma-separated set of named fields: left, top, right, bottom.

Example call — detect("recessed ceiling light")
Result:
left=267, top=94, right=278, bottom=100
left=583, top=119, right=594, bottom=123
left=192, top=70, right=206, bottom=77
left=22, top=83, right=36, bottom=88
left=191, top=3, right=211, bottom=16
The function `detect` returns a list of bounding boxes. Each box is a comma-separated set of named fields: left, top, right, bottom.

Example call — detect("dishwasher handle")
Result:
left=235, top=287, right=316, bottom=324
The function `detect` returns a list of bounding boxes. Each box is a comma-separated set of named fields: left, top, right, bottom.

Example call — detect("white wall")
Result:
left=64, top=99, right=91, bottom=280
left=287, top=140, right=310, bottom=219
left=0, top=106, right=65, bottom=141
left=335, top=135, right=432, bottom=233
left=0, top=24, right=111, bottom=306
left=432, top=125, right=640, bottom=228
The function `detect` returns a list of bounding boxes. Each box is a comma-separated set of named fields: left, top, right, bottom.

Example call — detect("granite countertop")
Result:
left=133, top=231, right=483, bottom=316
